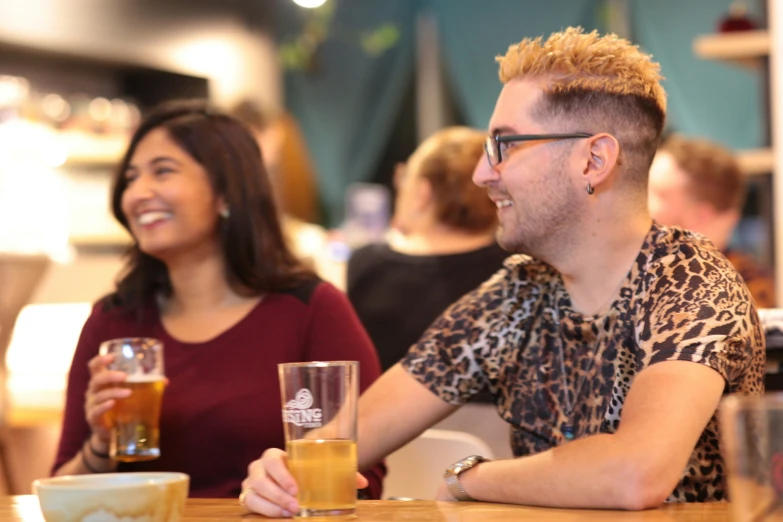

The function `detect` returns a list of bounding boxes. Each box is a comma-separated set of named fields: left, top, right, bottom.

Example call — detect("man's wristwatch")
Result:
left=443, top=455, right=489, bottom=501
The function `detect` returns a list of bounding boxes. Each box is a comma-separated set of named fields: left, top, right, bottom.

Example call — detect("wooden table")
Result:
left=3, top=496, right=730, bottom=521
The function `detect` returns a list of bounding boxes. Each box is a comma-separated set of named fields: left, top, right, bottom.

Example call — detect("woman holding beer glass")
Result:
left=51, top=100, right=385, bottom=499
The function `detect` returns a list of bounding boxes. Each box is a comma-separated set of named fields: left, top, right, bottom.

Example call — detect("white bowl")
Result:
left=33, top=472, right=189, bottom=522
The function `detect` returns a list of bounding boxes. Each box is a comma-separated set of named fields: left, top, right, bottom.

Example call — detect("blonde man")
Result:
left=243, top=28, right=763, bottom=512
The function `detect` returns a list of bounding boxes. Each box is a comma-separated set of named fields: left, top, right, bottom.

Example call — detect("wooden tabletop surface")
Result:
left=5, top=496, right=730, bottom=521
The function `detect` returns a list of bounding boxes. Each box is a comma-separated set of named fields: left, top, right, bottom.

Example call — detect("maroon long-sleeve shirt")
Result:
left=53, top=280, right=385, bottom=498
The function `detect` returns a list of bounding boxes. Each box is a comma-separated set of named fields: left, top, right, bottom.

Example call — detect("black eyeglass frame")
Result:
left=484, top=133, right=595, bottom=167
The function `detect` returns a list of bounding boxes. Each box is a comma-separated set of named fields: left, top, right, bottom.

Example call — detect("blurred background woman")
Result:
left=51, top=100, right=384, bottom=499
left=230, top=100, right=328, bottom=267
left=347, top=127, right=507, bottom=372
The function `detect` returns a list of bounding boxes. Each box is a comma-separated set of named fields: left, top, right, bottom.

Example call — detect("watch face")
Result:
left=454, top=456, right=481, bottom=474
left=444, top=455, right=488, bottom=501
left=445, top=455, right=486, bottom=478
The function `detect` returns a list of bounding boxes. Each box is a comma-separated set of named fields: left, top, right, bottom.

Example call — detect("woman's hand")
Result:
left=241, top=448, right=369, bottom=517
left=84, top=354, right=130, bottom=443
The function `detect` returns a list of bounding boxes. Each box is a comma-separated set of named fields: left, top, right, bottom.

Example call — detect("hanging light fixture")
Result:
left=292, top=0, right=327, bottom=8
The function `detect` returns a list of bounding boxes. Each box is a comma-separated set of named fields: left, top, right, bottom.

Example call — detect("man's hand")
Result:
left=241, top=448, right=369, bottom=517
left=241, top=449, right=299, bottom=518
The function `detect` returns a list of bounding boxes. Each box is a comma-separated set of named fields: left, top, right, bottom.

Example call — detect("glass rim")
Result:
left=98, top=337, right=163, bottom=356
left=100, top=337, right=163, bottom=346
left=278, top=361, right=359, bottom=369
left=721, top=392, right=783, bottom=410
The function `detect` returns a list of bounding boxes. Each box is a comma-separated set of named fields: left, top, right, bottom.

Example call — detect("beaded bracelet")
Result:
left=80, top=450, right=103, bottom=474
left=86, top=439, right=110, bottom=460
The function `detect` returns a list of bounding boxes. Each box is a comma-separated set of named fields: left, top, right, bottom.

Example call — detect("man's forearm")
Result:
left=459, top=433, right=675, bottom=510
left=357, top=365, right=457, bottom=469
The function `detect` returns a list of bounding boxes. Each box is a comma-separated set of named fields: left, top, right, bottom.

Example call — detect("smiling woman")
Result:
left=109, top=101, right=311, bottom=312
left=50, top=100, right=385, bottom=500
left=120, top=130, right=223, bottom=261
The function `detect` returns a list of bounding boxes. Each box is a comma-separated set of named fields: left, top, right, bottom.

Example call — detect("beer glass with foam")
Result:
left=278, top=361, right=358, bottom=518
left=99, top=338, right=165, bottom=462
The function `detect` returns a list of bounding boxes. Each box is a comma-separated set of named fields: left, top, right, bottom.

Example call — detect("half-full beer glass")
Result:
left=720, top=394, right=783, bottom=521
left=279, top=361, right=358, bottom=518
left=99, top=338, right=165, bottom=462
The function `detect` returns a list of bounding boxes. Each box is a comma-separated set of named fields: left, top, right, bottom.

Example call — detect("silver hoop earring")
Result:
left=586, top=183, right=594, bottom=195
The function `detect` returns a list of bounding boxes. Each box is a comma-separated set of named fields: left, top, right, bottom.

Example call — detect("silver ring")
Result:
left=239, top=487, right=254, bottom=507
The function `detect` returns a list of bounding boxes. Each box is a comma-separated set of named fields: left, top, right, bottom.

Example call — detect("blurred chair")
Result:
left=0, top=253, right=50, bottom=494
left=4, top=302, right=90, bottom=493
left=432, top=403, right=514, bottom=461
left=383, top=429, right=495, bottom=500
left=0, top=254, right=50, bottom=419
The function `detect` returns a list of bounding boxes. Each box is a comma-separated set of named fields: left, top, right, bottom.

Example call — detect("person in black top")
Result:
left=347, top=127, right=507, bottom=371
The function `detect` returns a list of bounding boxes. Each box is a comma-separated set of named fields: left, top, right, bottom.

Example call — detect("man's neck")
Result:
left=554, top=213, right=652, bottom=316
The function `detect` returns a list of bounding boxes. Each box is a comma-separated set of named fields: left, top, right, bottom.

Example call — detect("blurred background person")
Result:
left=230, top=99, right=321, bottom=225
left=649, top=134, right=775, bottom=307
left=231, top=100, right=350, bottom=289
left=347, top=127, right=506, bottom=372
left=230, top=101, right=328, bottom=267
left=51, top=100, right=385, bottom=499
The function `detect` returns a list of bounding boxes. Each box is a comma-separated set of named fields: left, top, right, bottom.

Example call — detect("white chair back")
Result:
left=383, top=428, right=495, bottom=500
left=0, top=253, right=49, bottom=495
left=0, top=254, right=49, bottom=417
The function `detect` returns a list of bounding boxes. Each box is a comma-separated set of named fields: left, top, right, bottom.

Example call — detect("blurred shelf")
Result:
left=60, top=131, right=125, bottom=168
left=70, top=232, right=132, bottom=248
left=693, top=29, right=770, bottom=69
left=64, top=153, right=122, bottom=168
left=737, top=147, right=774, bottom=176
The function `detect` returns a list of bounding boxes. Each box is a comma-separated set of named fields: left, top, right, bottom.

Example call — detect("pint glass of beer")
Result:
left=278, top=361, right=358, bottom=518
left=99, top=338, right=165, bottom=462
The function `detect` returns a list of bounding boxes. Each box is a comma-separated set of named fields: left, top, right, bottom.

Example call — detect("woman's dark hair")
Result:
left=108, top=99, right=314, bottom=315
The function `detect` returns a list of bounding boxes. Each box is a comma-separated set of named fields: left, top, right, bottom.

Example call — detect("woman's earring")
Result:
left=586, top=183, right=594, bottom=195
left=219, top=206, right=230, bottom=218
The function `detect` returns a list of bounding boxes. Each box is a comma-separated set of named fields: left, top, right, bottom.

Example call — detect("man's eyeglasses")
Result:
left=484, top=133, right=594, bottom=167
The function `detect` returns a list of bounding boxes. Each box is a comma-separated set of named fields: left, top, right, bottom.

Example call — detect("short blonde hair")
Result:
left=498, top=27, right=666, bottom=114
left=497, top=27, right=667, bottom=192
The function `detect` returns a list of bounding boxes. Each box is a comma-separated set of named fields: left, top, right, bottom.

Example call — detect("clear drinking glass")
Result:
left=720, top=393, right=783, bottom=521
left=99, top=338, right=165, bottom=462
left=279, top=361, right=359, bottom=518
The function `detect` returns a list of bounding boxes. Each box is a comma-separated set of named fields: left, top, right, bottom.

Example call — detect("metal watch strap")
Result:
left=444, top=471, right=473, bottom=501
left=444, top=455, right=488, bottom=501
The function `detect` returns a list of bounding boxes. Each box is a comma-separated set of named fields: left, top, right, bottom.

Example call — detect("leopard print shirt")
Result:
left=401, top=224, right=765, bottom=502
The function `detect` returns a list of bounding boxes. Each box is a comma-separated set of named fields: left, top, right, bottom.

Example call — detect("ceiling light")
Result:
left=292, top=0, right=327, bottom=8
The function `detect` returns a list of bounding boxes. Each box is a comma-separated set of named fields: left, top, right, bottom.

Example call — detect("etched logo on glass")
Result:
left=283, top=389, right=323, bottom=428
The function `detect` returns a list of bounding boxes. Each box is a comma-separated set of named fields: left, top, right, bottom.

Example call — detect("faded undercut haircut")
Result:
left=497, top=27, right=667, bottom=195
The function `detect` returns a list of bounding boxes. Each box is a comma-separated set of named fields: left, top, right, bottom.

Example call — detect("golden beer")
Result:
left=107, top=375, right=166, bottom=462
left=287, top=439, right=357, bottom=514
